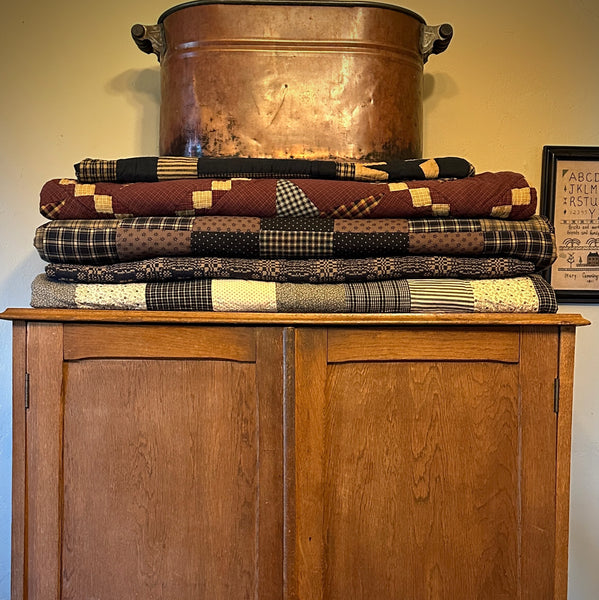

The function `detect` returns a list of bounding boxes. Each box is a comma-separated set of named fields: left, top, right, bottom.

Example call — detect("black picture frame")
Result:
left=541, top=145, right=599, bottom=303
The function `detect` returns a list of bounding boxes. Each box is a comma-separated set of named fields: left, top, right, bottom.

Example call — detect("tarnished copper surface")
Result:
left=134, top=1, right=452, bottom=160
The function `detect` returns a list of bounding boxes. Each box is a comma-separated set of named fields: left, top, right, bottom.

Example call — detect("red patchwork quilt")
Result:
left=40, top=171, right=537, bottom=221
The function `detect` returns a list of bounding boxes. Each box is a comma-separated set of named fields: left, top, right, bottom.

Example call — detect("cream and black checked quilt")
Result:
left=31, top=273, right=557, bottom=314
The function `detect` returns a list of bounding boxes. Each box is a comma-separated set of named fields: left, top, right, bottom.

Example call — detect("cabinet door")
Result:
left=291, top=326, right=559, bottom=600
left=23, top=322, right=284, bottom=600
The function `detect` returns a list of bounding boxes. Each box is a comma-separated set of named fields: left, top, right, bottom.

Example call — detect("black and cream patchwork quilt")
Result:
left=33, top=215, right=556, bottom=270
left=44, top=255, right=536, bottom=284
left=74, top=156, right=475, bottom=184
left=31, top=273, right=557, bottom=313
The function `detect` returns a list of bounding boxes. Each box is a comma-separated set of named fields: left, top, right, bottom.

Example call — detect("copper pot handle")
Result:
left=421, top=23, right=453, bottom=63
left=131, top=23, right=165, bottom=62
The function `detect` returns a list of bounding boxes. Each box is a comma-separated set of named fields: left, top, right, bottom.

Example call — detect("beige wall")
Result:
left=0, top=0, right=598, bottom=597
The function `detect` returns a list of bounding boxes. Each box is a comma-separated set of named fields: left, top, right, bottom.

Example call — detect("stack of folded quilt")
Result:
left=30, top=155, right=558, bottom=313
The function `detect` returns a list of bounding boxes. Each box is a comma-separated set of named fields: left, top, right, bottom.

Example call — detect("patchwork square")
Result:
left=345, top=280, right=411, bottom=312
left=491, top=205, right=512, bottom=218
left=409, top=187, right=433, bottom=207
left=94, top=195, right=113, bottom=214
left=147, top=280, right=212, bottom=311
left=262, top=217, right=334, bottom=232
left=74, top=184, right=96, bottom=197
left=260, top=230, right=333, bottom=257
left=192, top=190, right=213, bottom=209
left=418, top=158, right=440, bottom=179
left=116, top=228, right=192, bottom=261
left=192, top=216, right=261, bottom=232
left=191, top=231, right=260, bottom=257
left=212, top=279, right=277, bottom=312
left=388, top=182, right=409, bottom=191
left=511, top=187, right=532, bottom=205
left=276, top=180, right=320, bottom=217
left=334, top=219, right=409, bottom=233
left=334, top=232, right=409, bottom=257
left=409, top=232, right=485, bottom=255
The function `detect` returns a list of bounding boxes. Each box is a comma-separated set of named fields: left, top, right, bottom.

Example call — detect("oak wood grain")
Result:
left=321, top=359, right=521, bottom=599
left=25, top=322, right=64, bottom=600
left=294, top=328, right=328, bottom=600
left=11, top=322, right=26, bottom=600
left=256, top=327, right=285, bottom=599
left=555, top=326, right=577, bottom=600
left=61, top=358, right=261, bottom=598
left=519, top=327, right=559, bottom=598
left=0, top=307, right=591, bottom=327
left=63, top=323, right=256, bottom=361
left=9, top=315, right=586, bottom=600
left=282, top=327, right=297, bottom=600
left=328, top=326, right=520, bottom=363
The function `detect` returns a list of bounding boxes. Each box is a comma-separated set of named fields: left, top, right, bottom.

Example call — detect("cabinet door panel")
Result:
left=293, top=327, right=558, bottom=600
left=26, top=323, right=284, bottom=600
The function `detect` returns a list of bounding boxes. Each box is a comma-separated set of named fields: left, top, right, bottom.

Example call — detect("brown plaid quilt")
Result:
left=33, top=215, right=555, bottom=269
left=30, top=273, right=557, bottom=314
left=74, top=156, right=475, bottom=184
left=40, top=171, right=536, bottom=221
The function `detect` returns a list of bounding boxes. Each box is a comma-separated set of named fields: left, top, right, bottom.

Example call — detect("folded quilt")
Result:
left=31, top=274, right=557, bottom=314
left=44, top=255, right=536, bottom=284
left=33, top=215, right=556, bottom=269
left=74, top=156, right=475, bottom=184
left=41, top=171, right=536, bottom=221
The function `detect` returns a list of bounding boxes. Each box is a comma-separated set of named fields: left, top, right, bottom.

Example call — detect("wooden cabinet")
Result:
left=2, top=309, right=588, bottom=600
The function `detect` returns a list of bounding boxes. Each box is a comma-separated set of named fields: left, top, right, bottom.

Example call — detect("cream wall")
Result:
left=0, top=0, right=597, bottom=598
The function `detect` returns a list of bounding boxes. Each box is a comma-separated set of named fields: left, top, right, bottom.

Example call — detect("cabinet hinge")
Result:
left=553, top=377, right=560, bottom=414
left=24, top=372, right=30, bottom=411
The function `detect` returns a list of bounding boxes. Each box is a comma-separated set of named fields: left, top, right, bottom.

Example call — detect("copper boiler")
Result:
left=132, top=0, right=453, bottom=160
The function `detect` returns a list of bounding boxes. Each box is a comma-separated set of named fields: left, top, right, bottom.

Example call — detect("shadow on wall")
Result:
left=423, top=71, right=459, bottom=109
left=105, top=67, right=161, bottom=154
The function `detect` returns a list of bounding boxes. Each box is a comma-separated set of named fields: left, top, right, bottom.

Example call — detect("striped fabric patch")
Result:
left=157, top=157, right=198, bottom=180
left=408, top=279, right=474, bottom=312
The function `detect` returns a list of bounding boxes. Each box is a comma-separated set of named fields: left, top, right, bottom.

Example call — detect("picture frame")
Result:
left=541, top=145, right=599, bottom=303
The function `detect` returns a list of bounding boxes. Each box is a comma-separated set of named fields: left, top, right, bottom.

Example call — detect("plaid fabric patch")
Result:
left=344, top=280, right=411, bottom=312
left=482, top=230, right=554, bottom=269
left=146, top=280, right=213, bottom=311
left=476, top=216, right=553, bottom=232
left=119, top=216, right=195, bottom=231
left=259, top=230, right=334, bottom=257
left=75, top=158, right=117, bottom=183
left=335, top=162, right=356, bottom=180
left=408, top=218, right=483, bottom=233
left=34, top=221, right=119, bottom=265
left=325, top=194, right=382, bottom=218
left=530, top=274, right=558, bottom=313
left=276, top=179, right=320, bottom=217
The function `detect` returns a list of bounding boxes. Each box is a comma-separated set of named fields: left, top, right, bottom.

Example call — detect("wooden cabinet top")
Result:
left=0, top=308, right=590, bottom=327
